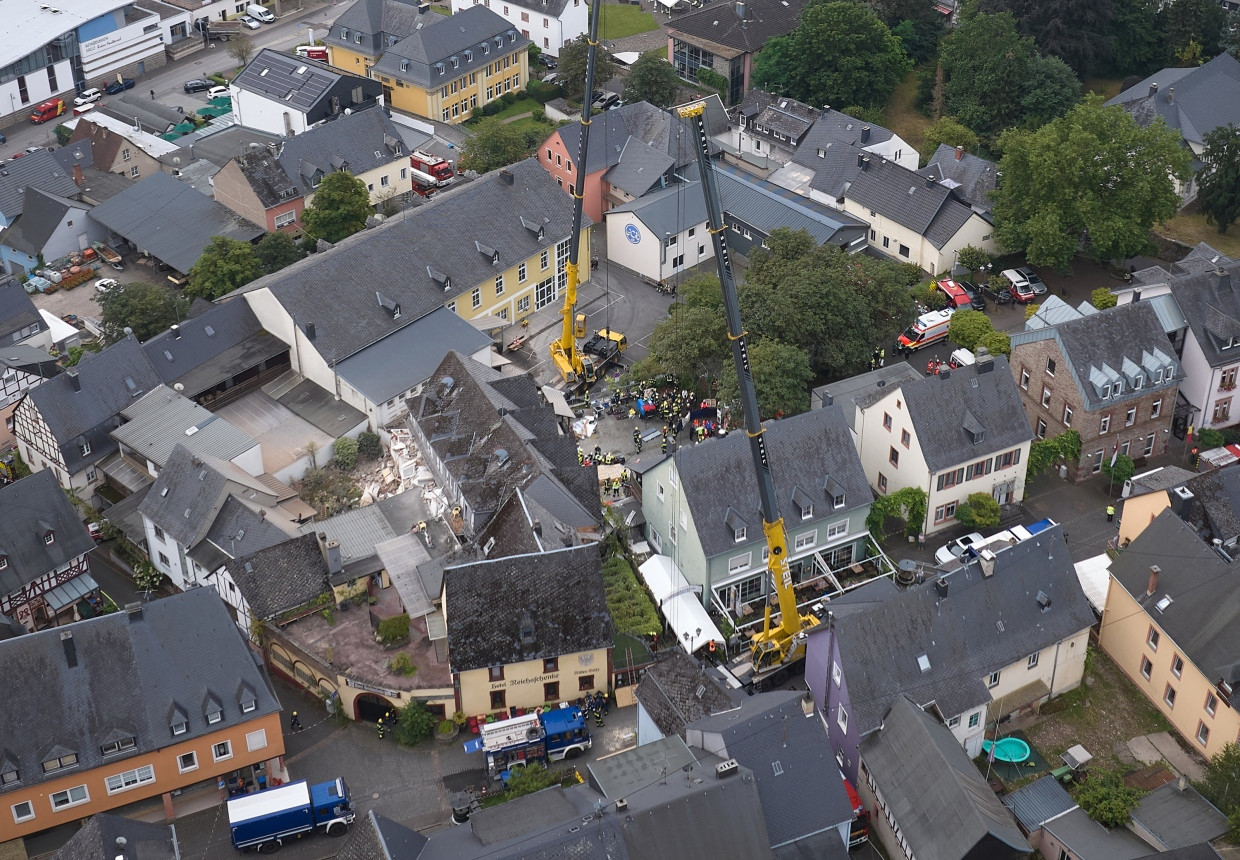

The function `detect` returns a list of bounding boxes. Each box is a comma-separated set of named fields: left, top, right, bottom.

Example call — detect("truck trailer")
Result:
left=227, top=778, right=354, bottom=852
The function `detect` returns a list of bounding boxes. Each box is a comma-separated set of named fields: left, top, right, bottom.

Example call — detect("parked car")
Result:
left=95, top=278, right=119, bottom=293
left=87, top=522, right=103, bottom=542
left=184, top=79, right=212, bottom=93
left=207, top=85, right=231, bottom=100
left=539, top=54, right=557, bottom=69
left=0, top=132, right=7, bottom=144
left=73, top=88, right=103, bottom=107
left=105, top=78, right=136, bottom=95
left=933, top=532, right=986, bottom=566
left=961, top=281, right=987, bottom=311
left=238, top=14, right=261, bottom=29
left=979, top=281, right=1012, bottom=305
left=1017, top=265, right=1046, bottom=295
left=1001, top=268, right=1037, bottom=303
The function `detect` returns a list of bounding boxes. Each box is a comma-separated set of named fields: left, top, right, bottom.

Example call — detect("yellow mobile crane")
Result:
left=548, top=0, right=606, bottom=389
left=677, top=101, right=819, bottom=689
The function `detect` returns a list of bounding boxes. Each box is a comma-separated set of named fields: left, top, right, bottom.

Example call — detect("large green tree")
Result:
left=1104, top=0, right=1163, bottom=77
left=1197, top=743, right=1240, bottom=827
left=186, top=236, right=262, bottom=300
left=716, top=339, right=813, bottom=419
left=937, top=12, right=1080, bottom=140
left=557, top=36, right=618, bottom=103
left=871, top=0, right=946, bottom=64
left=993, top=95, right=1190, bottom=270
left=94, top=281, right=192, bottom=344
left=920, top=116, right=979, bottom=159
left=301, top=171, right=371, bottom=244
left=976, top=0, right=1114, bottom=77
left=1157, top=0, right=1227, bottom=62
left=255, top=231, right=306, bottom=273
left=1198, top=123, right=1240, bottom=234
left=622, top=54, right=681, bottom=109
left=753, top=1, right=911, bottom=111
left=458, top=117, right=533, bottom=174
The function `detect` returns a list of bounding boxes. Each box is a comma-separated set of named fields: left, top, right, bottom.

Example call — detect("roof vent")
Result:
left=917, top=654, right=930, bottom=673
left=519, top=610, right=535, bottom=645
left=934, top=578, right=948, bottom=598
left=716, top=759, right=738, bottom=779
left=1037, top=590, right=1051, bottom=611
left=615, top=798, right=628, bottom=811
left=1155, top=594, right=1173, bottom=613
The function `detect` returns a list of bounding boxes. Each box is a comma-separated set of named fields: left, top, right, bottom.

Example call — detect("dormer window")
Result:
left=171, top=720, right=187, bottom=735
left=0, top=767, right=18, bottom=786
left=1132, top=375, right=1142, bottom=389
left=43, top=531, right=54, bottom=545
left=1112, top=381, right=1122, bottom=396
left=451, top=56, right=459, bottom=69
left=100, top=737, right=136, bottom=757
left=240, top=697, right=256, bottom=714
left=340, top=28, right=349, bottom=39
left=833, top=491, right=846, bottom=508
left=0, top=556, right=7, bottom=570
left=792, top=488, right=814, bottom=520
left=42, top=753, right=78, bottom=774
left=734, top=527, right=746, bottom=542
left=80, top=441, right=91, bottom=456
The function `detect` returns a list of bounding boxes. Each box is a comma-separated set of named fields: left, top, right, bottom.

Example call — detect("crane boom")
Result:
left=547, top=0, right=604, bottom=387
left=677, top=102, right=817, bottom=681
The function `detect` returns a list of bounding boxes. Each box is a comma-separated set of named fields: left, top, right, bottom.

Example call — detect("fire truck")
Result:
left=410, top=150, right=455, bottom=196
left=464, top=707, right=591, bottom=778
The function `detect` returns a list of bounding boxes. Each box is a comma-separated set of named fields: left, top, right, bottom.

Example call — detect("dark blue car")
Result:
left=106, top=78, right=136, bottom=95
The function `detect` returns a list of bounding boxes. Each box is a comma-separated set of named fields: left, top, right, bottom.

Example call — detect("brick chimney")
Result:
left=72, top=163, right=84, bottom=186
left=1149, top=82, right=1158, bottom=98
left=955, top=145, right=964, bottom=161
left=1146, top=564, right=1161, bottom=597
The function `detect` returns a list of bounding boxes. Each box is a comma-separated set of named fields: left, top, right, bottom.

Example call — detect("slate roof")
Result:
left=811, top=363, right=922, bottom=426
left=159, top=126, right=285, bottom=170
left=1001, top=775, right=1076, bottom=831
left=188, top=496, right=294, bottom=574
left=670, top=404, right=870, bottom=559
left=735, top=90, right=818, bottom=144
left=603, top=139, right=676, bottom=198
left=1041, top=808, right=1150, bottom=860
left=827, top=527, right=1094, bottom=735
left=1134, top=846, right=1224, bottom=860
left=372, top=6, right=528, bottom=88
left=0, top=188, right=87, bottom=256
left=233, top=49, right=364, bottom=113
left=885, top=354, right=1033, bottom=473
left=1105, top=53, right=1240, bottom=147
left=1182, top=465, right=1240, bottom=542
left=51, top=139, right=95, bottom=172
left=327, top=0, right=431, bottom=51
left=667, top=0, right=810, bottom=55
left=443, top=544, right=611, bottom=672
left=845, top=156, right=975, bottom=249
left=0, top=470, right=95, bottom=599
left=634, top=648, right=738, bottom=738
left=685, top=691, right=855, bottom=849
left=0, top=587, right=281, bottom=795
left=1131, top=780, right=1230, bottom=850
left=235, top=158, right=575, bottom=365
left=0, top=344, right=60, bottom=379
left=88, top=172, right=263, bottom=274
left=275, top=107, right=407, bottom=194
left=25, top=336, right=161, bottom=475
left=223, top=534, right=331, bottom=621
left=860, top=696, right=1030, bottom=860
left=1112, top=509, right=1240, bottom=688
left=0, top=276, right=43, bottom=343
left=52, top=813, right=178, bottom=860
left=922, top=144, right=998, bottom=216
left=95, top=99, right=180, bottom=136
left=337, top=809, right=429, bottom=860
left=556, top=101, right=699, bottom=177
left=1165, top=261, right=1240, bottom=368
left=112, top=385, right=257, bottom=468
left=233, top=148, right=301, bottom=209
left=0, top=150, right=79, bottom=222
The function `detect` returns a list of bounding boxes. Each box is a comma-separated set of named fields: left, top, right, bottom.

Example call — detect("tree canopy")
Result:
left=976, top=0, right=1115, bottom=78
left=186, top=236, right=262, bottom=300
left=254, top=231, right=306, bottom=274
left=920, top=117, right=979, bottom=159
left=716, top=339, right=813, bottom=420
left=458, top=116, right=532, bottom=174
left=1158, top=0, right=1227, bottom=63
left=558, top=36, right=618, bottom=103
left=94, top=281, right=191, bottom=344
left=622, top=54, right=681, bottom=109
left=1198, top=123, right=1240, bottom=234
left=301, top=171, right=372, bottom=244
left=993, top=94, right=1191, bottom=270
left=753, top=0, right=911, bottom=111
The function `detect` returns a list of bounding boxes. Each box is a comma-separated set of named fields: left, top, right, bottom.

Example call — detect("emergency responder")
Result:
left=289, top=711, right=302, bottom=732
left=376, top=717, right=386, bottom=740
left=633, top=427, right=642, bottom=452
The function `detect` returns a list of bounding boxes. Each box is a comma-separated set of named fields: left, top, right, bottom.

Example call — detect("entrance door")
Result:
left=354, top=692, right=395, bottom=722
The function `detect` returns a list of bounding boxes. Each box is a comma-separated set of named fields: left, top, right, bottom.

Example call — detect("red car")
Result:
left=1002, top=268, right=1037, bottom=303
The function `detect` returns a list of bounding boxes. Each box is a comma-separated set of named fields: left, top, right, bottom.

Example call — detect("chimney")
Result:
left=934, top=578, right=949, bottom=599
left=418, top=1, right=430, bottom=11
left=72, top=163, right=84, bottom=186
left=125, top=602, right=143, bottom=622
left=975, top=347, right=994, bottom=374
left=735, top=0, right=746, bottom=18
left=1149, top=82, right=1159, bottom=98
left=1214, top=267, right=1231, bottom=293
left=305, top=322, right=316, bottom=340
left=171, top=324, right=181, bottom=339
left=856, top=152, right=865, bottom=169
left=860, top=125, right=870, bottom=144
left=1146, top=564, right=1161, bottom=597
left=1167, top=86, right=1174, bottom=104
left=979, top=549, right=996, bottom=578
left=533, top=519, right=542, bottom=536
left=322, top=538, right=343, bottom=576
left=994, top=171, right=1002, bottom=190
left=860, top=156, right=870, bottom=172
left=498, top=169, right=514, bottom=186
left=1131, top=288, right=1141, bottom=303
left=66, top=369, right=81, bottom=391
left=925, top=173, right=936, bottom=188
left=61, top=630, right=77, bottom=668
left=939, top=368, right=950, bottom=380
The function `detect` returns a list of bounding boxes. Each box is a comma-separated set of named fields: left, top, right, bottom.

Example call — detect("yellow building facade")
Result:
left=375, top=47, right=527, bottom=123
left=456, top=646, right=611, bottom=716
left=445, top=230, right=589, bottom=325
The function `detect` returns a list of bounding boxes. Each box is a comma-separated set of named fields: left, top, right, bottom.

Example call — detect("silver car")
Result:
left=933, top=532, right=986, bottom=565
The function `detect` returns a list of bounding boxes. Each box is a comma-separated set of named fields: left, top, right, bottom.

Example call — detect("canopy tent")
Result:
left=638, top=555, right=725, bottom=654
left=1073, top=554, right=1111, bottom=614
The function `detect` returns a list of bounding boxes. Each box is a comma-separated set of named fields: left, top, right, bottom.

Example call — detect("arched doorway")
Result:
left=354, top=693, right=396, bottom=723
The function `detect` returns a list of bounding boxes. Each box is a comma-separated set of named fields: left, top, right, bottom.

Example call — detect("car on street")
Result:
left=239, top=14, right=261, bottom=28
left=95, top=278, right=119, bottom=293
left=1001, top=268, right=1037, bottom=303
left=933, top=532, right=986, bottom=566
left=25, top=146, right=47, bottom=154
left=73, top=88, right=103, bottom=107
left=184, top=79, right=212, bottom=93
left=207, top=85, right=231, bottom=100
left=1017, top=265, right=1047, bottom=295
left=0, top=132, right=6, bottom=144
left=105, top=78, right=136, bottom=94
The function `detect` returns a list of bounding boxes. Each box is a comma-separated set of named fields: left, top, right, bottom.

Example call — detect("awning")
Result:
left=44, top=573, right=98, bottom=612
left=655, top=0, right=679, bottom=8
left=986, top=678, right=1051, bottom=722
left=638, top=555, right=724, bottom=653
left=540, top=385, right=575, bottom=420
left=1073, top=554, right=1112, bottom=614
left=613, top=51, right=641, bottom=65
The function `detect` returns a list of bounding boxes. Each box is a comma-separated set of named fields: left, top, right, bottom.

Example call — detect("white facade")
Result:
left=453, top=0, right=587, bottom=56
left=843, top=197, right=995, bottom=276
left=604, top=210, right=711, bottom=283
left=77, top=8, right=167, bottom=83
left=230, top=86, right=314, bottom=138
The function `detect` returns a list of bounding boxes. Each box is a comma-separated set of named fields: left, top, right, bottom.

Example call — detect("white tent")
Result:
left=638, top=555, right=725, bottom=654
left=1073, top=554, right=1112, bottom=614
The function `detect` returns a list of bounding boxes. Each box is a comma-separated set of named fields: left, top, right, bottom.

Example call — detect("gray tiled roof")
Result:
left=671, top=404, right=870, bottom=559
left=371, top=6, right=528, bottom=88
left=895, top=355, right=1033, bottom=473
left=603, top=139, right=675, bottom=198
left=1131, top=781, right=1230, bottom=850
left=0, top=344, right=59, bottom=378
left=1110, top=509, right=1240, bottom=687
left=736, top=90, right=819, bottom=143
left=860, top=697, right=1030, bottom=859
left=685, top=691, right=855, bottom=849
left=0, top=277, right=42, bottom=343
left=811, top=363, right=923, bottom=426
left=26, top=336, right=161, bottom=475
left=1105, top=53, right=1240, bottom=147
left=0, top=188, right=86, bottom=256
left=235, top=157, right=575, bottom=365
left=634, top=649, right=738, bottom=738
left=668, top=0, right=810, bottom=54
left=0, top=588, right=281, bottom=796
left=1166, top=262, right=1240, bottom=368
left=223, top=534, right=330, bottom=620
left=795, top=109, right=895, bottom=158
left=52, top=813, right=178, bottom=860
left=829, top=527, right=1094, bottom=736
left=159, top=126, right=285, bottom=170
left=188, top=496, right=293, bottom=574
left=556, top=101, right=699, bottom=177
left=297, top=504, right=397, bottom=573
left=1010, top=301, right=1182, bottom=412
left=1001, top=775, right=1076, bottom=831
left=443, top=544, right=611, bottom=672
left=338, top=809, right=429, bottom=860
left=1183, top=465, right=1240, bottom=543
left=1134, top=846, right=1225, bottom=860
left=233, top=148, right=301, bottom=209
left=922, top=144, right=998, bottom=215
left=0, top=151, right=79, bottom=222
left=51, top=139, right=95, bottom=171
left=327, top=0, right=435, bottom=53
left=276, top=107, right=406, bottom=194
left=845, top=156, right=976, bottom=248
left=112, top=385, right=257, bottom=468
left=88, top=172, right=263, bottom=274
left=1042, top=808, right=1150, bottom=860
left=0, top=470, right=96, bottom=598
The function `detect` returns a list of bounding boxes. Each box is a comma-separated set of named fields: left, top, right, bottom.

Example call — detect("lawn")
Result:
left=1025, top=645, right=1171, bottom=769
left=884, top=70, right=932, bottom=160
left=1083, top=77, right=1125, bottom=99
left=598, top=4, right=659, bottom=39
left=1157, top=210, right=1240, bottom=259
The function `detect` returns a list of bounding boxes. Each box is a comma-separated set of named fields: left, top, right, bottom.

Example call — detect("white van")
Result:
left=247, top=3, right=275, bottom=22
